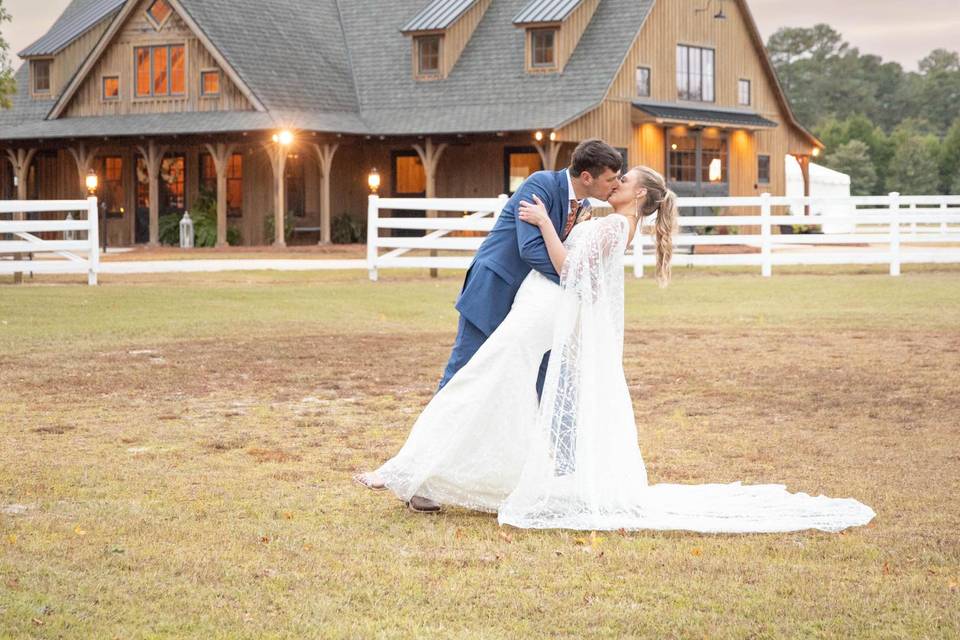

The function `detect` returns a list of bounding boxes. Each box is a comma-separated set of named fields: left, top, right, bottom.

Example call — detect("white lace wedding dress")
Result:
left=366, top=215, right=876, bottom=533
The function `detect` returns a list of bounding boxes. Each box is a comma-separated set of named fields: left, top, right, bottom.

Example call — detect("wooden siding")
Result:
left=63, top=0, right=252, bottom=117
left=24, top=19, right=112, bottom=99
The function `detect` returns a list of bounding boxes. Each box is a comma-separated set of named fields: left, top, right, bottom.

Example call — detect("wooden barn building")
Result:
left=0, top=0, right=823, bottom=247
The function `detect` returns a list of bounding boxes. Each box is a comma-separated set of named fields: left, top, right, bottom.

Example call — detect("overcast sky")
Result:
left=4, top=0, right=959, bottom=71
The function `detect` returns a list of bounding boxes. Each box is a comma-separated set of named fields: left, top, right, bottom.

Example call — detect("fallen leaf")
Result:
left=282, top=511, right=294, bottom=520
left=882, top=561, right=891, bottom=575
left=691, top=547, right=703, bottom=557
left=7, top=534, right=16, bottom=545
left=260, top=536, right=270, bottom=544
left=74, top=525, right=87, bottom=536
left=31, top=618, right=44, bottom=626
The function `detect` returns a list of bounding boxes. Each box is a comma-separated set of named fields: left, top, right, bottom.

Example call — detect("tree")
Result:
left=823, top=141, right=878, bottom=195
left=815, top=114, right=894, bottom=189
left=885, top=122, right=942, bottom=194
left=0, top=1, right=15, bottom=109
left=915, top=49, right=960, bottom=136
left=941, top=119, right=960, bottom=194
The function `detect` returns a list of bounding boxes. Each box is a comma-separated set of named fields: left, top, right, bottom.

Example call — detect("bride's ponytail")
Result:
left=634, top=166, right=678, bottom=288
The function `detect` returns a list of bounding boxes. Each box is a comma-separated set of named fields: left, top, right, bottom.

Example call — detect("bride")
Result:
left=359, top=166, right=876, bottom=533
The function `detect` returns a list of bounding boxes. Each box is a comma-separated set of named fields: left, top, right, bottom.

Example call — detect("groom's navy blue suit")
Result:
left=438, top=169, right=575, bottom=396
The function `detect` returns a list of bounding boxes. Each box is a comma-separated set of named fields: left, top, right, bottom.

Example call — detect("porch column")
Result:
left=4, top=148, right=38, bottom=285
left=68, top=143, right=100, bottom=197
left=413, top=138, right=448, bottom=278
left=136, top=141, right=167, bottom=246
left=204, top=142, right=236, bottom=248
left=311, top=142, right=339, bottom=244
left=264, top=142, right=288, bottom=247
left=534, top=140, right=563, bottom=171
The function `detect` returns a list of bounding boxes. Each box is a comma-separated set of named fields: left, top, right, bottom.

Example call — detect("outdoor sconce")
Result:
left=812, top=147, right=821, bottom=158
left=179, top=212, right=195, bottom=249
left=85, top=169, right=98, bottom=195
left=534, top=130, right=544, bottom=142
left=272, top=130, right=294, bottom=146
left=368, top=168, right=381, bottom=194
left=549, top=132, right=556, bottom=141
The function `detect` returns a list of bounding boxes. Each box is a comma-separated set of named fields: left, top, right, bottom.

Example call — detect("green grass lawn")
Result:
left=1, top=265, right=959, bottom=638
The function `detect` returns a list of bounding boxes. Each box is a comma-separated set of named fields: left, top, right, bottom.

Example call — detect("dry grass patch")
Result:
left=0, top=268, right=958, bottom=637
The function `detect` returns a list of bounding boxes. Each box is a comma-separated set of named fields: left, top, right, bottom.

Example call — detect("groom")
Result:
left=386, top=139, right=622, bottom=512
left=437, top=138, right=623, bottom=393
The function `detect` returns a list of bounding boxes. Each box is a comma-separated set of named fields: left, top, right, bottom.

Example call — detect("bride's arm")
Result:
left=518, top=195, right=567, bottom=273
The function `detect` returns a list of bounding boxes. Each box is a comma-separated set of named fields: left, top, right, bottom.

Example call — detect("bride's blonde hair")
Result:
left=632, top=166, right=678, bottom=287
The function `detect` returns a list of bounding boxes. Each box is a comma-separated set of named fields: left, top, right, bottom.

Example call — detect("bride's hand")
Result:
left=518, top=195, right=551, bottom=228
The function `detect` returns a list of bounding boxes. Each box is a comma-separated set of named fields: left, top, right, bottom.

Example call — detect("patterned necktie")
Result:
left=563, top=199, right=580, bottom=239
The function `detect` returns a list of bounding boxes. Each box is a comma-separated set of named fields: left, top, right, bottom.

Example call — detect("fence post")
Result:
left=87, top=196, right=100, bottom=286
left=367, top=194, right=379, bottom=282
left=941, top=201, right=948, bottom=235
left=889, top=191, right=901, bottom=277
left=760, top=192, right=772, bottom=277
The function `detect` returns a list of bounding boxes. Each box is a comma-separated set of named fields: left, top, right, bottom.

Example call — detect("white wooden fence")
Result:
left=0, top=197, right=100, bottom=285
left=366, top=193, right=960, bottom=280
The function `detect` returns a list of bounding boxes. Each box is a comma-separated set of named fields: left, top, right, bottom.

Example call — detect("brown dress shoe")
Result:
left=407, top=495, right=442, bottom=513
left=353, top=473, right=386, bottom=490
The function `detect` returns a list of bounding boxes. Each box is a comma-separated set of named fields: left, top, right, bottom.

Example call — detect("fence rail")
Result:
left=366, top=193, right=960, bottom=280
left=0, top=197, right=100, bottom=285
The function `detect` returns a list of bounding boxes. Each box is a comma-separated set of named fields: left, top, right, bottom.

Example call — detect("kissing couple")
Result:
left=357, top=139, right=875, bottom=533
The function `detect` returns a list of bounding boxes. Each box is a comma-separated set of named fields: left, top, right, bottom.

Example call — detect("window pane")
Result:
left=170, top=45, right=185, bottom=95
left=636, top=67, right=650, bottom=97
left=395, top=155, right=426, bottom=194
left=148, top=0, right=172, bottom=26
left=703, top=49, right=715, bottom=101
left=532, top=29, right=555, bottom=67
left=228, top=154, right=243, bottom=216
left=676, top=46, right=688, bottom=99
left=668, top=134, right=697, bottom=182
left=418, top=37, right=439, bottom=75
left=689, top=48, right=701, bottom=100
left=758, top=155, right=771, bottom=183
left=701, top=136, right=727, bottom=184
left=508, top=151, right=542, bottom=193
left=103, top=76, right=119, bottom=99
left=201, top=153, right=216, bottom=193
left=202, top=71, right=220, bottom=95
left=33, top=60, right=51, bottom=92
left=153, top=46, right=168, bottom=96
left=101, top=156, right=124, bottom=215
left=136, top=48, right=151, bottom=96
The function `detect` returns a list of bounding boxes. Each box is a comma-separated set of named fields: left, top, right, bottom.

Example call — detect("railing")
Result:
left=0, top=197, right=101, bottom=285
left=366, top=193, right=960, bottom=280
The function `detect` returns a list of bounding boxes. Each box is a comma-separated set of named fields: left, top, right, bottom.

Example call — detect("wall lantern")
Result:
left=368, top=168, right=381, bottom=194
left=811, top=147, right=821, bottom=158
left=534, top=130, right=544, bottom=142
left=85, top=169, right=99, bottom=195
left=272, top=130, right=294, bottom=146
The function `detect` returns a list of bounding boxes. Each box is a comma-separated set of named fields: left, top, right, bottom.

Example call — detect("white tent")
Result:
left=785, top=156, right=853, bottom=233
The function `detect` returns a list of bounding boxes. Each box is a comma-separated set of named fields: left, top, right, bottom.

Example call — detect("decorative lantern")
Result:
left=367, top=168, right=381, bottom=194
left=179, top=212, right=195, bottom=248
left=85, top=169, right=98, bottom=196
left=64, top=212, right=77, bottom=241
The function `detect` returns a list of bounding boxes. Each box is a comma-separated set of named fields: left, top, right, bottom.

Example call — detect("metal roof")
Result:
left=512, top=0, right=582, bottom=24
left=632, top=102, right=778, bottom=129
left=18, top=0, right=124, bottom=57
left=402, top=0, right=478, bottom=32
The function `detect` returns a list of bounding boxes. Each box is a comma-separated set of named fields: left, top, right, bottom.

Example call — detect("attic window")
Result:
left=147, top=0, right=173, bottom=30
left=416, top=36, right=441, bottom=78
left=31, top=59, right=52, bottom=94
left=530, top=28, right=556, bottom=68
left=201, top=70, right=220, bottom=96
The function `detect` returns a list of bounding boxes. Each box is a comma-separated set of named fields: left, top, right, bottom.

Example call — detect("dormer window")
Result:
left=32, top=59, right=52, bottom=95
left=402, top=0, right=492, bottom=81
left=416, top=36, right=441, bottom=78
left=147, top=0, right=173, bottom=30
left=530, top=29, right=556, bottom=69
left=514, top=0, right=599, bottom=74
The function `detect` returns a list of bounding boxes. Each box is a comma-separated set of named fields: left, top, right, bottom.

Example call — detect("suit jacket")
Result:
left=455, top=169, right=570, bottom=336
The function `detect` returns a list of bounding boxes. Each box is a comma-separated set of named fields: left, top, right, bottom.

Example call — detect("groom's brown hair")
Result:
left=570, top=139, right=624, bottom=178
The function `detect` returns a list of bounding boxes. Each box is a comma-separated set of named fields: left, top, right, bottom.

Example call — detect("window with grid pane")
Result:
left=636, top=66, right=651, bottom=97
left=738, top=79, right=751, bottom=105
left=147, top=0, right=173, bottom=29
left=416, top=36, right=440, bottom=76
left=134, top=45, right=185, bottom=97
left=531, top=29, right=556, bottom=68
left=677, top=45, right=715, bottom=102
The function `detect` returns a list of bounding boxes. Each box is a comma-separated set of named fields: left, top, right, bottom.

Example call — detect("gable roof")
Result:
left=402, top=0, right=478, bottom=32
left=0, top=0, right=818, bottom=146
left=17, top=0, right=123, bottom=58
